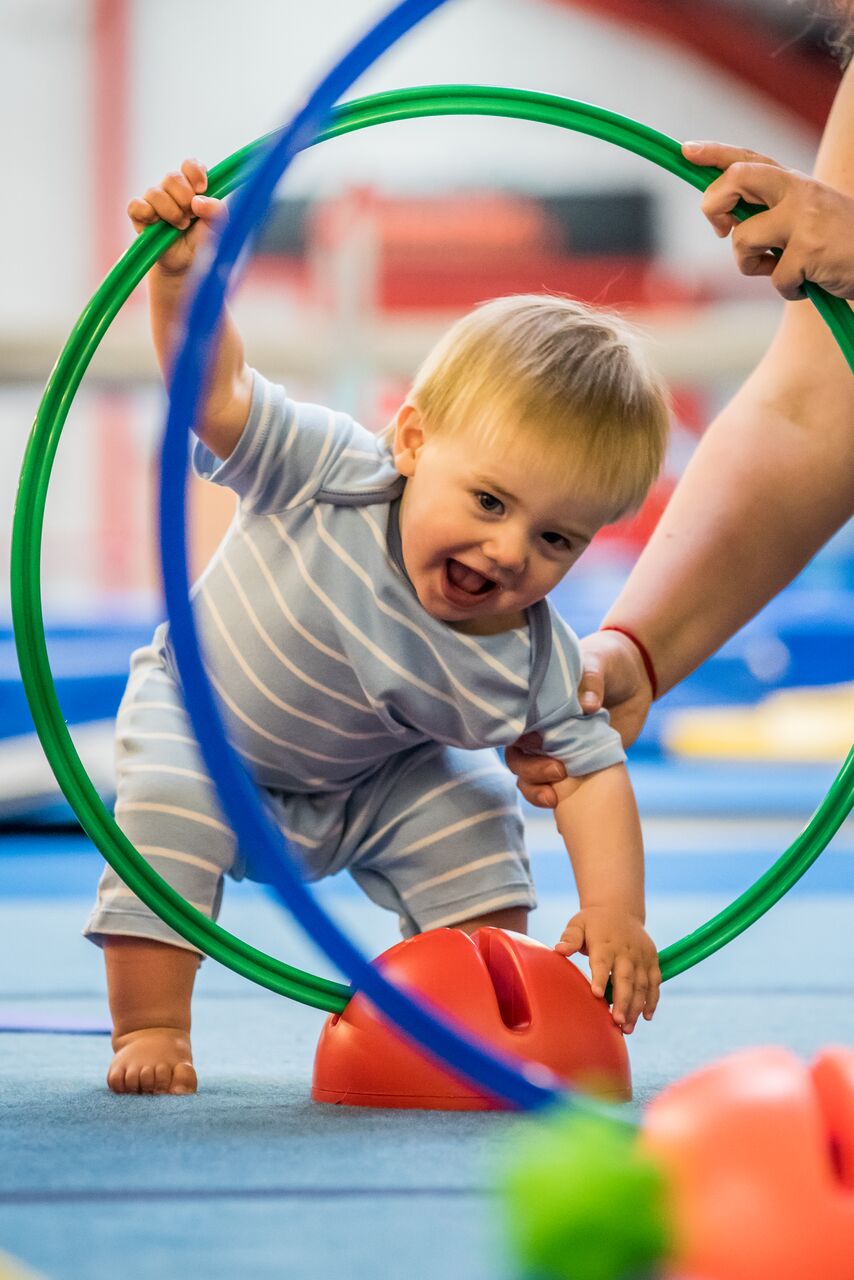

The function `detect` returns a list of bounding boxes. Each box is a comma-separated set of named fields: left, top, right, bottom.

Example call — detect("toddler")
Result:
left=85, top=159, right=669, bottom=1094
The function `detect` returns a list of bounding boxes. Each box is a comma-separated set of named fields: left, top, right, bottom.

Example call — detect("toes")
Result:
left=106, top=1046, right=197, bottom=1097
left=171, top=1061, right=198, bottom=1095
left=123, top=1063, right=142, bottom=1094
left=107, top=1063, right=127, bottom=1094
left=154, top=1061, right=174, bottom=1093
left=139, top=1064, right=157, bottom=1094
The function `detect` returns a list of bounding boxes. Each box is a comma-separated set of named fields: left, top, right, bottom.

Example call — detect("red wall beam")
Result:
left=91, top=0, right=130, bottom=280
left=90, top=0, right=137, bottom=601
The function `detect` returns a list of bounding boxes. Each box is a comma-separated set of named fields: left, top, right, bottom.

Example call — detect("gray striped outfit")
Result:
left=84, top=373, right=625, bottom=951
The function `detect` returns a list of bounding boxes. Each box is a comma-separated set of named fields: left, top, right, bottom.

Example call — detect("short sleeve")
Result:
left=191, top=370, right=366, bottom=515
left=524, top=609, right=626, bottom=777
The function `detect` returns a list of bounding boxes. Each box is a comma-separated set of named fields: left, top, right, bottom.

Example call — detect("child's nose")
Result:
left=484, top=531, right=527, bottom=574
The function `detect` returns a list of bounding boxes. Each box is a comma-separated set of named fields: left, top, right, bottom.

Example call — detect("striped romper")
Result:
left=84, top=372, right=626, bottom=950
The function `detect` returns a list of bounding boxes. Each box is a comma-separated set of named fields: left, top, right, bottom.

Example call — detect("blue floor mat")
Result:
left=1, top=825, right=852, bottom=1279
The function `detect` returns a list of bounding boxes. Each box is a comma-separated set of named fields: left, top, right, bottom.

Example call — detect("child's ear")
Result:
left=392, top=402, right=426, bottom=477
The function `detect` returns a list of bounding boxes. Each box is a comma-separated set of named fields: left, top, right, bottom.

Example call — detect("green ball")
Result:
left=499, top=1105, right=671, bottom=1280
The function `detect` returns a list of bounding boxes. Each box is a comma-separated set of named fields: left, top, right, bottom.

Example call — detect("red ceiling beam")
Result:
left=551, top=0, right=840, bottom=133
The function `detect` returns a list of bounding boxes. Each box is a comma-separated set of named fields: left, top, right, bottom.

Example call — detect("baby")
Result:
left=85, top=159, right=669, bottom=1095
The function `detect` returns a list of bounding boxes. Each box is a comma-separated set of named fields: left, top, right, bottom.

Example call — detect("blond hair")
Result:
left=406, top=294, right=670, bottom=519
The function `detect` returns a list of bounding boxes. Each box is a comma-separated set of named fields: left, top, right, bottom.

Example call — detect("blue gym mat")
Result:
left=0, top=799, right=852, bottom=1279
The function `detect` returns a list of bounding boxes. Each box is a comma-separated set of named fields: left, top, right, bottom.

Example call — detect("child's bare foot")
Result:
left=107, top=1027, right=197, bottom=1095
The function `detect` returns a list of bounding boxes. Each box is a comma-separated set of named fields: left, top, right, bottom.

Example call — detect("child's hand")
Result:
left=127, top=158, right=226, bottom=277
left=556, top=907, right=660, bottom=1034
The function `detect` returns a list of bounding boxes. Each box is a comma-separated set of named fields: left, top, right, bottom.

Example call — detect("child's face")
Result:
left=392, top=404, right=618, bottom=633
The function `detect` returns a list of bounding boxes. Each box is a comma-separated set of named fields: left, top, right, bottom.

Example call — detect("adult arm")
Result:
left=506, top=64, right=854, bottom=801
left=602, top=62, right=854, bottom=697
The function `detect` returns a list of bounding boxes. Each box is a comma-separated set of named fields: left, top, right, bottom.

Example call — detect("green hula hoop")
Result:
left=12, top=84, right=854, bottom=1012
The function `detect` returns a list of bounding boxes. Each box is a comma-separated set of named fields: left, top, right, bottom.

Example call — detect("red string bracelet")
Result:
left=599, top=625, right=659, bottom=701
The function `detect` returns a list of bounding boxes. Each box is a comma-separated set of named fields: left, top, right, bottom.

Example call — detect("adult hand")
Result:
left=576, top=629, right=655, bottom=747
left=683, top=140, right=854, bottom=301
left=504, top=630, right=654, bottom=808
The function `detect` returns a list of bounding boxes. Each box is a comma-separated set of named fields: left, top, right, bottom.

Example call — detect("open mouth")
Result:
left=442, top=558, right=498, bottom=607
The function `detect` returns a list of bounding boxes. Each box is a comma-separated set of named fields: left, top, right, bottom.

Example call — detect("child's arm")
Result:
left=128, top=158, right=252, bottom=460
left=552, top=763, right=661, bottom=1034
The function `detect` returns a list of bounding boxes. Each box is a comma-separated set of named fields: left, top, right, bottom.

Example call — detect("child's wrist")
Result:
left=578, top=898, right=642, bottom=914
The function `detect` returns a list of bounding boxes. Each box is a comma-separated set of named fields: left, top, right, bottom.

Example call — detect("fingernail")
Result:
left=547, top=765, right=563, bottom=780
left=581, top=694, right=597, bottom=710
left=683, top=141, right=702, bottom=152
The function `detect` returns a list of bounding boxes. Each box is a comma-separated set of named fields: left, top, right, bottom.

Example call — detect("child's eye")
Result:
left=542, top=531, right=572, bottom=550
left=476, top=491, right=503, bottom=514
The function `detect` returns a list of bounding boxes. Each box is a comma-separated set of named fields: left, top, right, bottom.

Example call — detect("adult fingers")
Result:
left=577, top=656, right=604, bottom=714
left=682, top=141, right=781, bottom=172
left=504, top=737, right=564, bottom=784
left=731, top=205, right=790, bottom=260
left=520, top=782, right=558, bottom=809
left=504, top=737, right=564, bottom=809
left=507, top=730, right=545, bottom=756
left=731, top=211, right=808, bottom=299
left=770, top=253, right=809, bottom=301
left=700, top=163, right=790, bottom=236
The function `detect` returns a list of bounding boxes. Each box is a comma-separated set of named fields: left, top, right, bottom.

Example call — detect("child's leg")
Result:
left=346, top=744, right=536, bottom=938
left=104, top=937, right=199, bottom=1095
left=86, top=654, right=238, bottom=1094
left=455, top=905, right=529, bottom=936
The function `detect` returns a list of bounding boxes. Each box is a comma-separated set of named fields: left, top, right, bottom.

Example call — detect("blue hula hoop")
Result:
left=158, top=0, right=567, bottom=1112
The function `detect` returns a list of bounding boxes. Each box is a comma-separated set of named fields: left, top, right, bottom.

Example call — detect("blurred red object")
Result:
left=308, top=188, right=704, bottom=311
left=642, top=1046, right=854, bottom=1280
left=312, top=926, right=631, bottom=1110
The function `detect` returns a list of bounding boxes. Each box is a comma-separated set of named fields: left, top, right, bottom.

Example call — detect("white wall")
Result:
left=0, top=0, right=92, bottom=332
left=0, top=0, right=823, bottom=341
left=0, top=0, right=831, bottom=619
